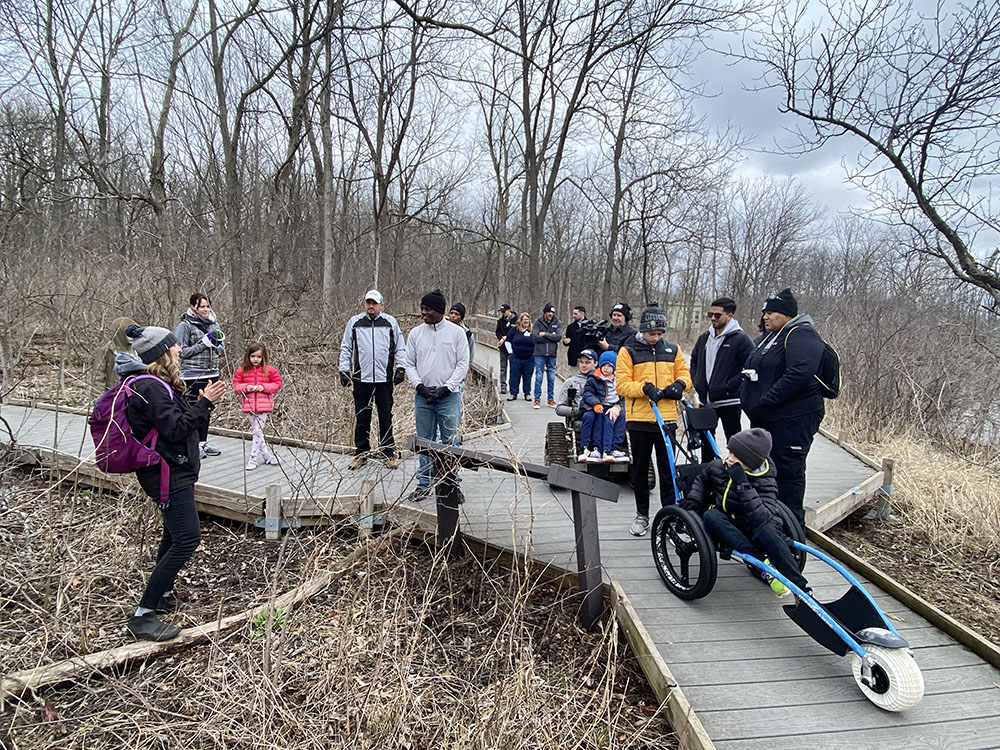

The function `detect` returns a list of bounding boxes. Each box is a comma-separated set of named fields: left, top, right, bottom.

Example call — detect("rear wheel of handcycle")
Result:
left=774, top=502, right=807, bottom=573
left=650, top=505, right=717, bottom=600
left=544, top=422, right=572, bottom=467
left=850, top=636, right=925, bottom=712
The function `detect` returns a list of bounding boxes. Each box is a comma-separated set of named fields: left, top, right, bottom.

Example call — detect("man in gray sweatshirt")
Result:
left=403, top=288, right=471, bottom=503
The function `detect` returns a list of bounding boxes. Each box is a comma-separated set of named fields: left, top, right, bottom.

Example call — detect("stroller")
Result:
left=647, top=400, right=924, bottom=712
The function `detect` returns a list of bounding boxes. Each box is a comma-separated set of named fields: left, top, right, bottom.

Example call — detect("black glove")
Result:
left=679, top=498, right=700, bottom=514
left=642, top=382, right=658, bottom=399
left=339, top=371, right=351, bottom=387
left=392, top=367, right=405, bottom=386
left=416, top=383, right=432, bottom=400
left=436, top=385, right=451, bottom=398
left=726, top=462, right=749, bottom=484
left=661, top=380, right=686, bottom=400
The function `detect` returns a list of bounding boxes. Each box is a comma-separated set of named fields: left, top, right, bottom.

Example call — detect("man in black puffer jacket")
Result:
left=740, top=288, right=825, bottom=525
left=681, top=428, right=809, bottom=594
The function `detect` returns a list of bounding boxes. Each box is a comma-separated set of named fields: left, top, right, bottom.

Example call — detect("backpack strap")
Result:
left=124, top=373, right=174, bottom=400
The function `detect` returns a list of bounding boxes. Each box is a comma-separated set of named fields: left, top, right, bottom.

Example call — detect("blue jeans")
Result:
left=415, top=391, right=461, bottom=488
left=533, top=356, right=556, bottom=401
left=580, top=409, right=626, bottom=453
left=508, top=355, right=533, bottom=397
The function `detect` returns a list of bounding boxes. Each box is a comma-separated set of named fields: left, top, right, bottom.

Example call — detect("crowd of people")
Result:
left=108, top=285, right=823, bottom=641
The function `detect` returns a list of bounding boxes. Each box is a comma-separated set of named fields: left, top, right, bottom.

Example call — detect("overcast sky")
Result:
left=689, top=42, right=873, bottom=215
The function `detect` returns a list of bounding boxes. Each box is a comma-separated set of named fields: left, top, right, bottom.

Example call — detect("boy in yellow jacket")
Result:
left=616, top=302, right=692, bottom=536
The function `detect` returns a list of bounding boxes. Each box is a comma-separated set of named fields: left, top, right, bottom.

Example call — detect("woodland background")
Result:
left=0, top=0, right=999, bottom=456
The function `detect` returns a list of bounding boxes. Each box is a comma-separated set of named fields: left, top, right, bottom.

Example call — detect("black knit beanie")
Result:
left=126, top=324, right=178, bottom=364
left=728, top=428, right=773, bottom=469
left=610, top=302, right=632, bottom=321
left=639, top=301, right=668, bottom=333
left=420, top=288, right=447, bottom=314
left=762, top=288, right=798, bottom=317
left=449, top=302, right=466, bottom=319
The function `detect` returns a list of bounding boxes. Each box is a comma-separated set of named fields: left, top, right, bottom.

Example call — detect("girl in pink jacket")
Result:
left=232, top=343, right=283, bottom=470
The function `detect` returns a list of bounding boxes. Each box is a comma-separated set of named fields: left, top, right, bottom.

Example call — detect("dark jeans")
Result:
left=508, top=355, right=533, bottom=397
left=352, top=380, right=395, bottom=457
left=702, top=508, right=808, bottom=590
left=183, top=378, right=212, bottom=441
left=139, top=483, right=201, bottom=609
left=701, top=404, right=744, bottom=463
left=628, top=424, right=677, bottom=517
left=753, top=412, right=823, bottom=525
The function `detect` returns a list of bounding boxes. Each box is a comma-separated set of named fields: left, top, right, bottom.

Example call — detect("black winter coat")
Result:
left=740, top=315, right=825, bottom=423
left=690, top=327, right=754, bottom=404
left=495, top=314, right=515, bottom=350
left=603, top=323, right=637, bottom=353
left=684, top=459, right=781, bottom=534
left=126, top=378, right=214, bottom=497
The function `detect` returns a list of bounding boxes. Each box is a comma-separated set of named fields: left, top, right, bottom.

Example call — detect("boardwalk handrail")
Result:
left=406, top=435, right=618, bottom=629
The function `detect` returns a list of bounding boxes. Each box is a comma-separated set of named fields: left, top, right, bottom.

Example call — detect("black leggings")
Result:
left=628, top=424, right=677, bottom=517
left=139, top=484, right=202, bottom=609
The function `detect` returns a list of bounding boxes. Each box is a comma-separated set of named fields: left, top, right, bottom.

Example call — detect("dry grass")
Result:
left=1, top=467, right=675, bottom=750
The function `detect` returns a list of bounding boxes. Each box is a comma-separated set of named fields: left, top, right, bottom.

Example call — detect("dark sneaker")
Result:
left=500, top=384, right=508, bottom=394
left=202, top=442, right=221, bottom=456
left=404, top=486, right=432, bottom=503
left=507, top=394, right=518, bottom=401
left=126, top=612, right=181, bottom=642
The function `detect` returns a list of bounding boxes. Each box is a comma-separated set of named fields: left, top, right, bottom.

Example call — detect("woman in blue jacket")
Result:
left=506, top=312, right=534, bottom=401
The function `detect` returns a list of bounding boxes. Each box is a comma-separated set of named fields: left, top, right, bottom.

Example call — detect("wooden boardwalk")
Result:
left=4, top=343, right=1000, bottom=749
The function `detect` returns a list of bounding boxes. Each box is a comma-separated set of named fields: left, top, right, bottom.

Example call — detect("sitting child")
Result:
left=680, top=428, right=809, bottom=597
left=579, top=351, right=627, bottom=462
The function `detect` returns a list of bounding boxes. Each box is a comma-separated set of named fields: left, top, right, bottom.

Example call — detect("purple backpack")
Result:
left=88, top=374, right=173, bottom=506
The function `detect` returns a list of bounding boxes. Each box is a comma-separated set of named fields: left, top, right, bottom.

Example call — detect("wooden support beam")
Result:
left=571, top=489, right=603, bottom=630
left=264, top=484, right=281, bottom=540
left=359, top=479, right=375, bottom=539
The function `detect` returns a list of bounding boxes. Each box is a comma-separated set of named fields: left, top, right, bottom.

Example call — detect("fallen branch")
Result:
left=1, top=528, right=406, bottom=701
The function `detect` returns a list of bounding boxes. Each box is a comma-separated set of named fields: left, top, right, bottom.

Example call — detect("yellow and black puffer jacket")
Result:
left=616, top=334, right=692, bottom=423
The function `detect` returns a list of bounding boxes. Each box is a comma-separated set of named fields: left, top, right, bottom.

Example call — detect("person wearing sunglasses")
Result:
left=689, top=297, right=754, bottom=461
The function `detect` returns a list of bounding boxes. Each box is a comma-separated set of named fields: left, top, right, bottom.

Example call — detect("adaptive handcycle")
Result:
left=647, top=399, right=924, bottom=712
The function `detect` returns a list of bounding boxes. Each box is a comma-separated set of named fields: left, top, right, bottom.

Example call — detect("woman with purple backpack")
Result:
left=123, top=325, right=227, bottom=641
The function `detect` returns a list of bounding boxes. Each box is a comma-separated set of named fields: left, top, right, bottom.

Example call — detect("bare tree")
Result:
left=749, top=0, right=1000, bottom=310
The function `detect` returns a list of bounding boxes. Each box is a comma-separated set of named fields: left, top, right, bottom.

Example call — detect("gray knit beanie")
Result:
left=126, top=324, right=178, bottom=364
left=727, top=428, right=773, bottom=469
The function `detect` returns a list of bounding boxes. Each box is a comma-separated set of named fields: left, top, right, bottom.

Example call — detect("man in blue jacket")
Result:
left=740, top=288, right=825, bottom=525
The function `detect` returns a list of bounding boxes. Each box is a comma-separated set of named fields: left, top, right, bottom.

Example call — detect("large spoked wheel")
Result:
left=851, top=639, right=925, bottom=712
left=650, top=506, right=717, bottom=600
left=774, top=503, right=807, bottom=573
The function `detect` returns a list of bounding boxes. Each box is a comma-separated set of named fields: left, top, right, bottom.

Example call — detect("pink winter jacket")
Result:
left=232, top=364, right=283, bottom=413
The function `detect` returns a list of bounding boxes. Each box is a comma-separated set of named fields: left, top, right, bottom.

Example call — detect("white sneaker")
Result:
left=245, top=461, right=257, bottom=471
left=577, top=451, right=590, bottom=463
left=602, top=452, right=616, bottom=463
left=629, top=515, right=650, bottom=536
left=610, top=450, right=629, bottom=462
left=264, top=455, right=279, bottom=465
left=586, top=450, right=603, bottom=463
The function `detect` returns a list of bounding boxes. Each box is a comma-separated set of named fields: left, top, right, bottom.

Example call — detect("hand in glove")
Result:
left=200, top=334, right=216, bottom=349
left=661, top=380, right=686, bottom=400
left=642, top=382, right=658, bottom=400
left=436, top=385, right=451, bottom=398
left=392, top=367, right=406, bottom=386
left=339, top=371, right=351, bottom=387
left=416, top=384, right=432, bottom=401
left=593, top=403, right=604, bottom=414
left=726, top=462, right=749, bottom=484
left=679, top=498, right=700, bottom=514
left=207, top=329, right=224, bottom=347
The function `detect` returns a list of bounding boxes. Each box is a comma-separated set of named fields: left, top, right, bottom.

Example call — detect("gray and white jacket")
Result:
left=175, top=310, right=224, bottom=381
left=339, top=312, right=406, bottom=384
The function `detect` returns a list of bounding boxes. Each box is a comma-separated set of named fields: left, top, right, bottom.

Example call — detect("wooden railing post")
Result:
left=571, top=489, right=603, bottom=630
left=264, top=484, right=282, bottom=540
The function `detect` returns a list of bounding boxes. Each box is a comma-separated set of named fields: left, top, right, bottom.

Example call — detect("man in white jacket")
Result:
left=403, top=288, right=470, bottom=502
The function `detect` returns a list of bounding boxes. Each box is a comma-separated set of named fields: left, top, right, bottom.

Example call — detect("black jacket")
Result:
left=126, top=378, right=213, bottom=496
left=495, top=314, right=515, bottom=350
left=564, top=320, right=584, bottom=365
left=603, top=323, right=637, bottom=353
left=684, top=459, right=781, bottom=534
left=740, top=315, right=825, bottom=423
left=690, top=326, right=754, bottom=404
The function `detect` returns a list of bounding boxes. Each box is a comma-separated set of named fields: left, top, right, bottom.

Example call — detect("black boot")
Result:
left=155, top=591, right=183, bottom=614
left=127, top=612, right=181, bottom=642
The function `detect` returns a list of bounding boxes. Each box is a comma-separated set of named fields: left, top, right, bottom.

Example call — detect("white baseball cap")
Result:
left=364, top=289, right=383, bottom=304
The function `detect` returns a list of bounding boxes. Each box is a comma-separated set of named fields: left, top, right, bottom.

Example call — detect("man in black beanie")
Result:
left=740, top=288, right=825, bottom=525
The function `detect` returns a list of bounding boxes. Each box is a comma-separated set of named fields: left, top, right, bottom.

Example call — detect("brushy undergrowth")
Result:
left=1, top=468, right=675, bottom=750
